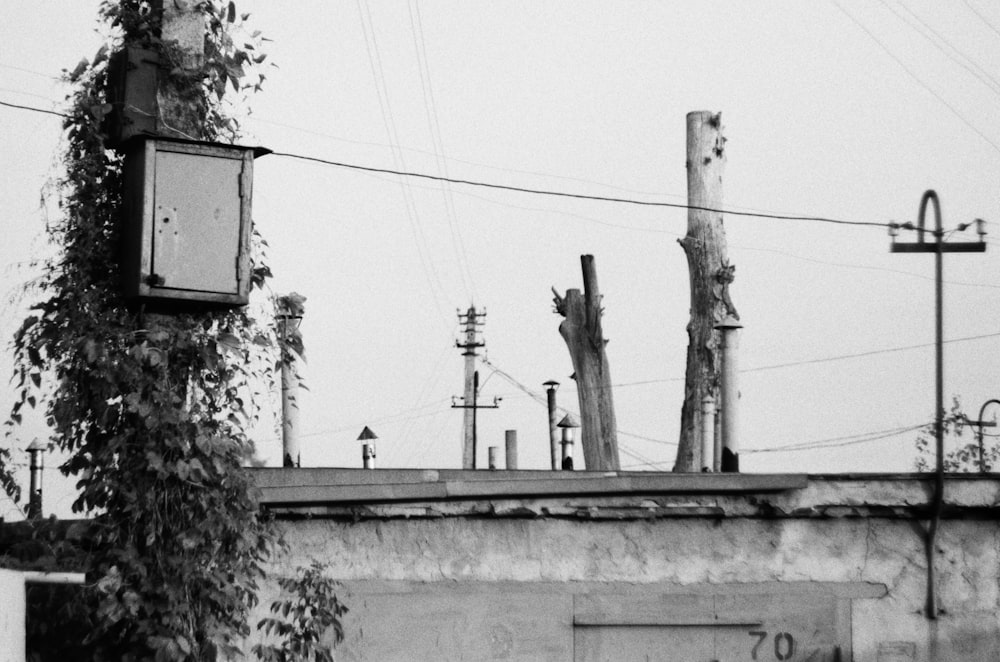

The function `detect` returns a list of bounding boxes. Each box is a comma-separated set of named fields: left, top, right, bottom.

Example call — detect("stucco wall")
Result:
left=247, top=471, right=1000, bottom=661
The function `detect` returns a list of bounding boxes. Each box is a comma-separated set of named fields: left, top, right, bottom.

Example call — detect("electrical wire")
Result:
left=355, top=0, right=452, bottom=329
left=961, top=0, right=1000, bottom=39
left=743, top=422, right=928, bottom=453
left=5, top=97, right=996, bottom=239
left=408, top=0, right=477, bottom=300
left=269, top=149, right=889, bottom=228
left=0, top=99, right=67, bottom=118
left=894, top=2, right=1000, bottom=94
left=831, top=0, right=1000, bottom=154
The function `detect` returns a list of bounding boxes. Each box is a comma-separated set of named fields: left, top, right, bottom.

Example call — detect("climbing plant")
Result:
left=5, top=1, right=283, bottom=659
left=914, top=397, right=1000, bottom=473
left=253, top=561, right=347, bottom=662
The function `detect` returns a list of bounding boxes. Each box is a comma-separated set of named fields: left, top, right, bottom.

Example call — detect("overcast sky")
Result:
left=2, top=1, right=999, bottom=518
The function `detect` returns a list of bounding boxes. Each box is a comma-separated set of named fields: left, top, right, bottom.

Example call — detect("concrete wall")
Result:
left=247, top=470, right=1000, bottom=661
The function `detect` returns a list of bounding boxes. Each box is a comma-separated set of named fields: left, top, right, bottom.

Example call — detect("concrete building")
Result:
left=248, top=468, right=1000, bottom=661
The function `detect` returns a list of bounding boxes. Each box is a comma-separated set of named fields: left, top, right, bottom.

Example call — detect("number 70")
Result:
left=748, top=630, right=795, bottom=660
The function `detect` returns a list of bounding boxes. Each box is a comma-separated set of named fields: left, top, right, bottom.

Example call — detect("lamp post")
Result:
left=557, top=413, right=579, bottom=470
left=276, top=297, right=304, bottom=468
left=889, top=190, right=987, bottom=620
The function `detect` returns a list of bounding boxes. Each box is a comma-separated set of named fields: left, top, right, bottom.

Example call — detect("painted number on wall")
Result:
left=749, top=631, right=796, bottom=660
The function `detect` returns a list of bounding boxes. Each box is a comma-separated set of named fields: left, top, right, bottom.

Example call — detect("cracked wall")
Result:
left=246, top=479, right=1000, bottom=661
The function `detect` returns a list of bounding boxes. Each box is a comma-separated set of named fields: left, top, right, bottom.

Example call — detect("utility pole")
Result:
left=676, top=111, right=738, bottom=473
left=889, top=189, right=986, bottom=620
left=454, top=306, right=498, bottom=468
left=451, top=371, right=500, bottom=469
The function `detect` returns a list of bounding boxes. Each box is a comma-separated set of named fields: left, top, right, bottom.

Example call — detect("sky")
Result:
left=2, top=1, right=999, bottom=519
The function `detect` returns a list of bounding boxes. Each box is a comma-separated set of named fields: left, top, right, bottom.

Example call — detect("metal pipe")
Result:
left=26, top=440, right=45, bottom=520
left=362, top=443, right=375, bottom=469
left=557, top=414, right=579, bottom=471
left=922, top=190, right=945, bottom=620
left=544, top=381, right=560, bottom=470
left=488, top=446, right=498, bottom=470
left=281, top=357, right=300, bottom=468
left=505, top=430, right=518, bottom=470
left=701, top=395, right=716, bottom=472
left=715, top=316, right=743, bottom=472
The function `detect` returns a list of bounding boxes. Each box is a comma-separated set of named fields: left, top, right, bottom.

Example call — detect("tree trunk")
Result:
left=553, top=255, right=620, bottom=470
left=675, top=111, right=739, bottom=472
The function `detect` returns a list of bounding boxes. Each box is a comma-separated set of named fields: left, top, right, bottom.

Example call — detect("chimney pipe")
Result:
left=26, top=439, right=46, bottom=520
left=715, top=316, right=743, bottom=472
left=358, top=426, right=377, bottom=470
left=505, top=430, right=518, bottom=470
left=557, top=413, right=579, bottom=471
left=544, top=381, right=560, bottom=470
left=700, top=395, right=715, bottom=472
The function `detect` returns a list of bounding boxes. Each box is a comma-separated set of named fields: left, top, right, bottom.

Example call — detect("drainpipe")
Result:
left=701, top=395, right=715, bottom=472
left=715, top=316, right=743, bottom=472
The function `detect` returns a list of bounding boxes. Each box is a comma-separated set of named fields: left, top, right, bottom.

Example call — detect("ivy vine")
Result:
left=4, top=1, right=287, bottom=660
left=253, top=561, right=347, bottom=662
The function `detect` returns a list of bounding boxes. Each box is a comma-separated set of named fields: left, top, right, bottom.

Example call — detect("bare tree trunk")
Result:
left=675, top=111, right=739, bottom=472
left=553, top=255, right=620, bottom=470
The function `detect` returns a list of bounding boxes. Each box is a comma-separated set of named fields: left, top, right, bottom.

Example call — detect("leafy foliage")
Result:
left=3, top=2, right=288, bottom=660
left=253, top=562, right=347, bottom=662
left=0, top=519, right=98, bottom=661
left=914, top=397, right=1000, bottom=472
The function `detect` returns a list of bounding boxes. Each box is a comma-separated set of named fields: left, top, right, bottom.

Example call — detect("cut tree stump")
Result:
left=553, top=255, right=620, bottom=471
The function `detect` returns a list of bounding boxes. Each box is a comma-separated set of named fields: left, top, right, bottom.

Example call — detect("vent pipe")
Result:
left=26, top=439, right=46, bottom=520
left=715, top=316, right=743, bottom=472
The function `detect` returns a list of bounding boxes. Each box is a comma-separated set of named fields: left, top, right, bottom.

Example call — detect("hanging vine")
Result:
left=5, top=1, right=280, bottom=659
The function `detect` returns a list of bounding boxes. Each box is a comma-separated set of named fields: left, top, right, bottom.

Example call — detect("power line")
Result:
left=507, top=332, right=1000, bottom=392
left=408, top=0, right=477, bottom=300
left=892, top=1, right=1000, bottom=95
left=7, top=97, right=992, bottom=238
left=744, top=422, right=927, bottom=454
left=0, top=99, right=67, bottom=118
left=961, top=0, right=1000, bottom=39
left=269, top=149, right=888, bottom=228
left=742, top=332, right=1000, bottom=375
left=355, top=0, right=452, bottom=329
left=831, top=0, right=1000, bottom=154
left=876, top=0, right=1000, bottom=97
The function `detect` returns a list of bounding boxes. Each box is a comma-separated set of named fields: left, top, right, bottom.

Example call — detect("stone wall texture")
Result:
left=246, top=471, right=1000, bottom=661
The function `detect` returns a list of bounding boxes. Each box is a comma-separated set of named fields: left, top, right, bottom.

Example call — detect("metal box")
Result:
left=120, top=137, right=269, bottom=307
left=105, top=47, right=160, bottom=144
